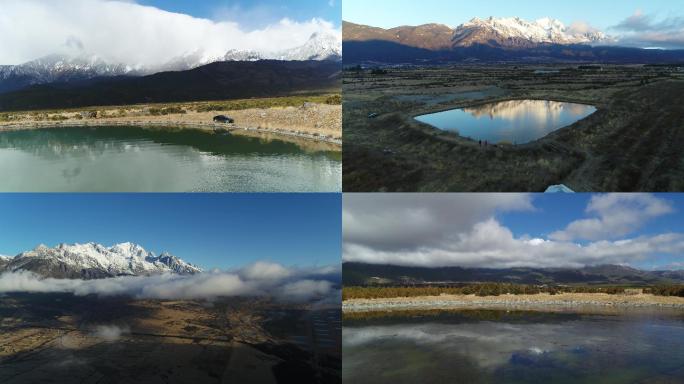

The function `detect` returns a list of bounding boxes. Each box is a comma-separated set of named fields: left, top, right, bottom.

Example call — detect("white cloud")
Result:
left=344, top=321, right=641, bottom=372
left=567, top=21, right=600, bottom=35
left=0, top=0, right=340, bottom=66
left=549, top=194, right=673, bottom=241
left=240, top=261, right=293, bottom=281
left=277, top=280, right=333, bottom=301
left=343, top=193, right=684, bottom=268
left=343, top=193, right=534, bottom=252
left=344, top=219, right=684, bottom=268
left=0, top=261, right=339, bottom=302
left=92, top=325, right=129, bottom=341
left=611, top=10, right=684, bottom=49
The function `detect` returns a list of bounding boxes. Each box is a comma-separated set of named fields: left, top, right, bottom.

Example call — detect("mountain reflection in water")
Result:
left=415, top=99, right=596, bottom=144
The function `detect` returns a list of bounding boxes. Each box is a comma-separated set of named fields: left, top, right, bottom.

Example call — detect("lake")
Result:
left=343, top=309, right=684, bottom=384
left=415, top=100, right=596, bottom=144
left=0, top=126, right=341, bottom=192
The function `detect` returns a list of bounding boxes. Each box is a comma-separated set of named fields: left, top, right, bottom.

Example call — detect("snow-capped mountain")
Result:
left=278, top=32, right=342, bottom=61
left=177, top=31, right=342, bottom=64
left=0, top=255, right=11, bottom=270
left=0, top=242, right=202, bottom=279
left=344, top=17, right=612, bottom=50
left=0, top=31, right=342, bottom=93
left=0, top=54, right=147, bottom=93
left=344, top=19, right=684, bottom=63
left=221, top=49, right=266, bottom=62
left=452, top=17, right=612, bottom=48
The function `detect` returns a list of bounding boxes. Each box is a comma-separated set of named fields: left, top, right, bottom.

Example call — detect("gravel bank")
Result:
left=0, top=103, right=341, bottom=148
left=343, top=293, right=684, bottom=313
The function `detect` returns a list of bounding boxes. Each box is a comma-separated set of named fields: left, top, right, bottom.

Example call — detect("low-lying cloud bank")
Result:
left=343, top=193, right=684, bottom=269
left=92, top=325, right=130, bottom=341
left=0, top=262, right=340, bottom=303
left=0, top=0, right=340, bottom=66
left=612, top=10, right=684, bottom=49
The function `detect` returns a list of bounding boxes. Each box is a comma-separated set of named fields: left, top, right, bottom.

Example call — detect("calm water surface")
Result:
left=415, top=100, right=596, bottom=144
left=0, top=126, right=341, bottom=192
left=343, top=310, right=684, bottom=384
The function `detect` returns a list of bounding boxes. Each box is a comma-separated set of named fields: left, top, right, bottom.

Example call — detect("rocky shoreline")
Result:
left=0, top=120, right=342, bottom=148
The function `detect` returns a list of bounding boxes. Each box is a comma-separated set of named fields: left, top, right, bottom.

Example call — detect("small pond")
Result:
left=415, top=100, right=596, bottom=144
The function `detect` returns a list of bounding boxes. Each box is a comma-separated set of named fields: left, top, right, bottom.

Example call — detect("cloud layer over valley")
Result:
left=0, top=261, right=340, bottom=302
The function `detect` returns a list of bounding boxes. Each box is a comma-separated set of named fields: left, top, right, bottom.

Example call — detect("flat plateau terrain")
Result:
left=0, top=95, right=342, bottom=147
left=0, top=293, right=341, bottom=384
left=343, top=65, right=684, bottom=191
left=343, top=293, right=684, bottom=314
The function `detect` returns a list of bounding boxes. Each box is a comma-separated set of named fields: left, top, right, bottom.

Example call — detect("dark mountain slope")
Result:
left=343, top=40, right=684, bottom=64
left=343, top=262, right=684, bottom=286
left=0, top=60, right=341, bottom=111
left=343, top=21, right=454, bottom=50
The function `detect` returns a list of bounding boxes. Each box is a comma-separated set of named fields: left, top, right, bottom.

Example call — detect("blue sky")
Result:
left=343, top=193, right=684, bottom=270
left=0, top=194, right=341, bottom=270
left=500, top=194, right=684, bottom=240
left=501, top=194, right=684, bottom=270
left=139, top=0, right=341, bottom=28
left=343, top=0, right=683, bottom=30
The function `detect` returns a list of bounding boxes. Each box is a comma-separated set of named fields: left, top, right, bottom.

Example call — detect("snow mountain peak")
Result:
left=219, top=30, right=341, bottom=62
left=2, top=242, right=202, bottom=279
left=454, top=16, right=611, bottom=48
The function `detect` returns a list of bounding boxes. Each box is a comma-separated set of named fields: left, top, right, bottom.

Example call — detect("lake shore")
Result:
left=343, top=293, right=684, bottom=314
left=0, top=100, right=341, bottom=149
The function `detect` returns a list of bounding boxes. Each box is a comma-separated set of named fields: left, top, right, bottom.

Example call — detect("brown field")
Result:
left=0, top=293, right=341, bottom=384
left=343, top=65, right=684, bottom=191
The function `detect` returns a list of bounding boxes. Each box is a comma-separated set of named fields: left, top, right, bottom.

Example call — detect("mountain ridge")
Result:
left=0, top=59, right=341, bottom=111
left=0, top=31, right=342, bottom=94
left=343, top=18, right=684, bottom=64
left=344, top=17, right=611, bottom=50
left=0, top=242, right=202, bottom=279
left=343, top=262, right=684, bottom=286
left=452, top=17, right=611, bottom=48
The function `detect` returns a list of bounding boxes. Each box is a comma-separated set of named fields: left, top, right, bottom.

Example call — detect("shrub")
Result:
left=647, top=285, right=684, bottom=297
left=325, top=94, right=342, bottom=105
left=341, top=283, right=670, bottom=300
